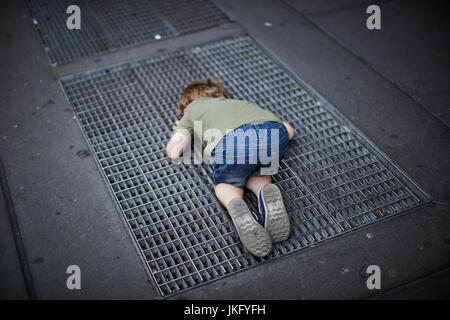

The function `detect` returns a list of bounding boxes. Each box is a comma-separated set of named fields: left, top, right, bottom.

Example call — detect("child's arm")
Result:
left=283, top=122, right=295, bottom=140
left=166, top=132, right=190, bottom=159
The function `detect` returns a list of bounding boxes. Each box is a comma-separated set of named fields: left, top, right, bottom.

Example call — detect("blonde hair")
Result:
left=178, top=77, right=228, bottom=119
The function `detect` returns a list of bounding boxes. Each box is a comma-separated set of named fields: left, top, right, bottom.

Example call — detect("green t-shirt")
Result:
left=175, top=97, right=283, bottom=156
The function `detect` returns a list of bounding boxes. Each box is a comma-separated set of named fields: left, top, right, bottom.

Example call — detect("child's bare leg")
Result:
left=245, top=175, right=272, bottom=197
left=214, top=183, right=244, bottom=208
left=215, top=182, right=272, bottom=257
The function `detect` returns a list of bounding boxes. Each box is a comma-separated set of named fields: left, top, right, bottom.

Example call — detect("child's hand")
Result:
left=172, top=120, right=179, bottom=131
left=166, top=131, right=190, bottom=159
left=283, top=122, right=295, bottom=140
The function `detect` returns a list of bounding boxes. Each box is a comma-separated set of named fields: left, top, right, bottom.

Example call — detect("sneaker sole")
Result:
left=228, top=198, right=272, bottom=257
left=261, top=184, right=291, bottom=243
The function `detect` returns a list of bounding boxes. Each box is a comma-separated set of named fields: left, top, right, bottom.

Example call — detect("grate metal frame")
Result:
left=25, top=0, right=230, bottom=66
left=59, top=35, right=431, bottom=297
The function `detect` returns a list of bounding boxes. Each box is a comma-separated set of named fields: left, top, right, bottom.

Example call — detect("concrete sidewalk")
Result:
left=0, top=0, right=449, bottom=299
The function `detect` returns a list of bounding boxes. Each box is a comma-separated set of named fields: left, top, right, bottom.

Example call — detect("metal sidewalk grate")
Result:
left=25, top=0, right=230, bottom=66
left=59, top=35, right=431, bottom=296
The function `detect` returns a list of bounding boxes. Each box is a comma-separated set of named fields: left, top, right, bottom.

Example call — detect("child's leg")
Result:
left=215, top=182, right=272, bottom=257
left=214, top=183, right=244, bottom=208
left=245, top=175, right=272, bottom=197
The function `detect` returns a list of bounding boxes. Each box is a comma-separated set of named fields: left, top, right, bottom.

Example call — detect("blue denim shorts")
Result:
left=211, top=121, right=289, bottom=188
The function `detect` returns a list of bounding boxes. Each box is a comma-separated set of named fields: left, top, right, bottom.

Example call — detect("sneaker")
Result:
left=258, top=184, right=291, bottom=243
left=228, top=198, right=272, bottom=257
left=237, top=209, right=262, bottom=241
left=250, top=209, right=262, bottom=225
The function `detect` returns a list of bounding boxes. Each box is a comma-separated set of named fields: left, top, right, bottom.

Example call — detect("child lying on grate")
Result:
left=166, top=78, right=295, bottom=257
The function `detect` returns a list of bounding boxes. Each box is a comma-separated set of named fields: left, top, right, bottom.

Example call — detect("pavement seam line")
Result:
left=0, top=156, right=37, bottom=300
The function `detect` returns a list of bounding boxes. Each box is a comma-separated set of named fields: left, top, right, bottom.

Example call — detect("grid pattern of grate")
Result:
left=60, top=35, right=430, bottom=296
left=25, top=0, right=230, bottom=65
